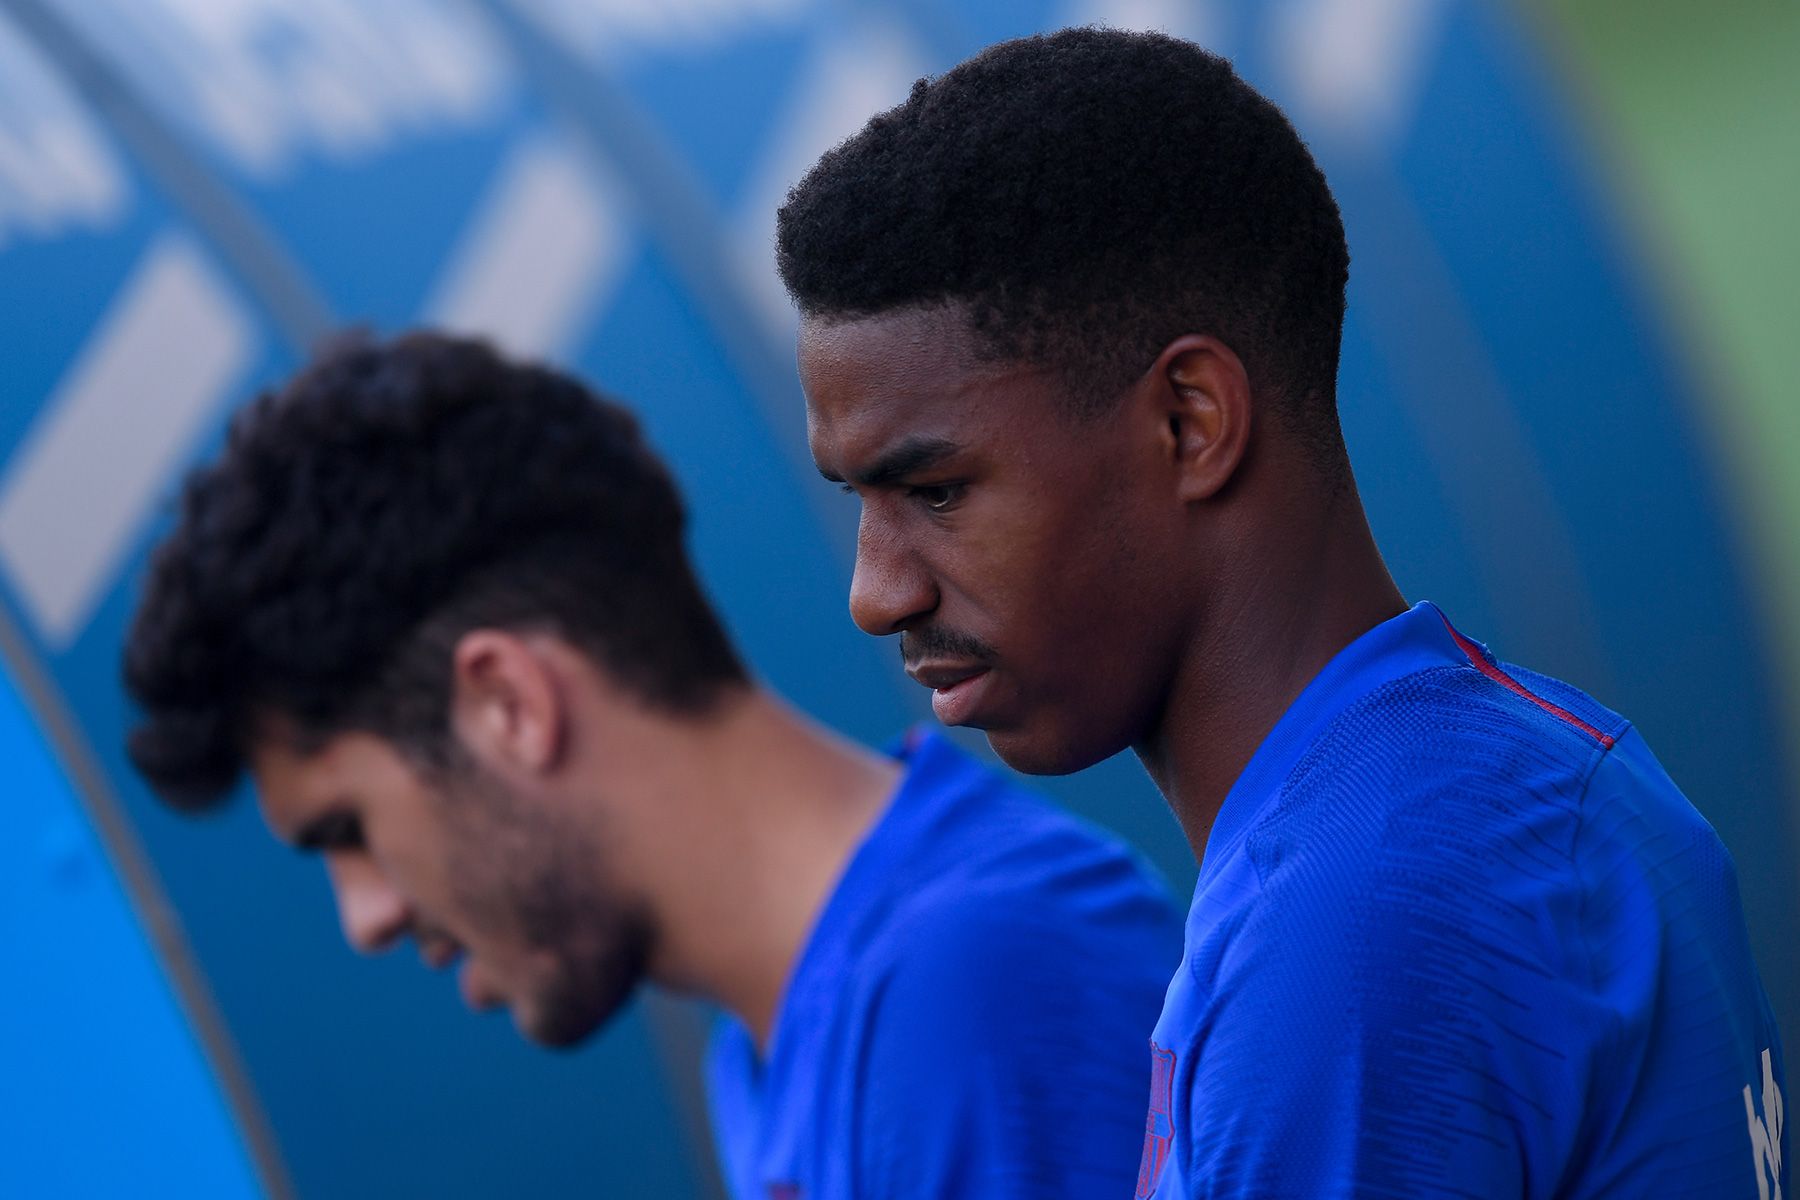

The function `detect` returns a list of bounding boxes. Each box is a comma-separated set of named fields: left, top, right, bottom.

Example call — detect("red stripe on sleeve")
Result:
left=1438, top=615, right=1617, bottom=750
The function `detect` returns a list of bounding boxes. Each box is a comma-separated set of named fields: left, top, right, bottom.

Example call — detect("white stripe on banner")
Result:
left=730, top=24, right=924, bottom=340
left=0, top=232, right=254, bottom=646
left=425, top=135, right=627, bottom=362
left=1273, top=0, right=1446, bottom=147
left=1058, top=0, right=1222, bottom=44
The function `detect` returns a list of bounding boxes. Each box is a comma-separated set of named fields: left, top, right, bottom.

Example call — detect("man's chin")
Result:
left=515, top=1001, right=604, bottom=1049
left=515, top=977, right=636, bottom=1050
left=983, top=723, right=1115, bottom=777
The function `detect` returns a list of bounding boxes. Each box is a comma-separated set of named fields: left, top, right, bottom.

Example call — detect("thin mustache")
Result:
left=900, top=627, right=996, bottom=668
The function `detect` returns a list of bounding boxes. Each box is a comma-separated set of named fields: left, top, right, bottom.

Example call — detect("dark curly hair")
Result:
left=123, top=331, right=747, bottom=809
left=777, top=27, right=1350, bottom=463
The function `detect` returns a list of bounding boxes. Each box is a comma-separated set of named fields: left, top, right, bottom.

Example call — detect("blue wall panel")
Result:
left=1, top=2, right=1792, bottom=1197
left=0, top=664, right=262, bottom=1200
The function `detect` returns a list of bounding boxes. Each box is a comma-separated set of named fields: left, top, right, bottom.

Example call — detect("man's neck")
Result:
left=1135, top=483, right=1406, bottom=864
left=643, top=690, right=900, bottom=1050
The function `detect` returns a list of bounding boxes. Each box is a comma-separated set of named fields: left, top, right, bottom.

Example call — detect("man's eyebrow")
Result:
left=820, top=436, right=962, bottom=488
left=291, top=806, right=359, bottom=853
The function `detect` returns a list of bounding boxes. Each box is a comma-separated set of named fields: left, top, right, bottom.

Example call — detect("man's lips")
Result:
left=905, top=659, right=990, bottom=691
left=459, top=957, right=504, bottom=1012
left=418, top=938, right=463, bottom=970
left=906, top=660, right=996, bottom=725
left=413, top=934, right=498, bottom=1013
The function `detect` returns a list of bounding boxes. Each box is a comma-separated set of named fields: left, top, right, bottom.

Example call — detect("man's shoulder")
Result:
left=872, top=822, right=1181, bottom=995
left=852, top=790, right=1173, bottom=1017
left=1219, top=658, right=1744, bottom=1010
left=907, top=849, right=1170, bottom=941
left=851, top=829, right=1178, bottom=1138
left=1205, top=663, right=1638, bottom=979
left=899, top=743, right=1179, bottom=928
left=1331, top=656, right=1625, bottom=783
left=1253, top=653, right=1741, bottom=900
left=1254, top=659, right=1632, bottom=861
left=841, top=759, right=1182, bottom=1200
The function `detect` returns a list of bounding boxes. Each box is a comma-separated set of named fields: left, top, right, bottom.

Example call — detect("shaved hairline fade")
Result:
left=777, top=26, right=1352, bottom=470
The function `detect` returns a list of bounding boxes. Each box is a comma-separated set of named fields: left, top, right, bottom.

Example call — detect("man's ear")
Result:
left=449, top=630, right=567, bottom=774
left=1143, top=334, right=1253, bottom=503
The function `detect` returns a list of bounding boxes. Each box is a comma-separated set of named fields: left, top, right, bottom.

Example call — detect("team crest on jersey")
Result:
left=1744, top=1047, right=1785, bottom=1200
left=1136, top=1041, right=1177, bottom=1198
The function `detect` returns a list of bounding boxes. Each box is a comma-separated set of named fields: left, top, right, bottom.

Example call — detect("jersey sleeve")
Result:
left=1174, top=785, right=1605, bottom=1197
left=701, top=1017, right=762, bottom=1200
left=854, top=889, right=1172, bottom=1200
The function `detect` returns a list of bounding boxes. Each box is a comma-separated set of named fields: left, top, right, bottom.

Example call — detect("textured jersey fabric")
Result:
left=1139, top=601, right=1788, bottom=1199
left=707, top=728, right=1183, bottom=1200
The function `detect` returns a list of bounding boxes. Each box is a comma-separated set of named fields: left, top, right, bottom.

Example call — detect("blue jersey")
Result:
left=707, top=729, right=1182, bottom=1200
left=1138, top=601, right=1787, bottom=1198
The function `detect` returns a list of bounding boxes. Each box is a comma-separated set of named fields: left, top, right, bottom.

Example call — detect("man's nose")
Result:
left=323, top=852, right=410, bottom=955
left=849, top=508, right=937, bottom=637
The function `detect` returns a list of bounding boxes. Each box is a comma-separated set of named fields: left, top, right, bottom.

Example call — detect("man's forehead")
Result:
left=797, top=305, right=979, bottom=373
left=799, top=309, right=1053, bottom=463
left=247, top=740, right=318, bottom=842
left=249, top=726, right=394, bottom=835
left=803, top=303, right=1038, bottom=405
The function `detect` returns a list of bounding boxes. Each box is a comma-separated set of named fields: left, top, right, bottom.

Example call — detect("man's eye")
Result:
left=910, top=483, right=965, bottom=512
left=300, top=810, right=365, bottom=853
left=331, top=816, right=366, bottom=850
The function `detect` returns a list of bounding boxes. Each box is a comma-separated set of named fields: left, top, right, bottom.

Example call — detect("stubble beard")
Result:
left=439, top=764, right=655, bottom=1048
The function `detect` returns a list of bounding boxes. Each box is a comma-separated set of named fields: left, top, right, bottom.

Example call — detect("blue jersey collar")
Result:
left=1197, top=601, right=1468, bottom=882
left=759, top=728, right=982, bottom=1075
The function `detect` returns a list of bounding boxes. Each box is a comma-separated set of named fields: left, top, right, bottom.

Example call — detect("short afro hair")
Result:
left=777, top=27, right=1350, bottom=460
left=123, top=331, right=747, bottom=809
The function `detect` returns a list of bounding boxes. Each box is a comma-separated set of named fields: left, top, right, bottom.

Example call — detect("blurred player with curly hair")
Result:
left=123, top=331, right=1181, bottom=1199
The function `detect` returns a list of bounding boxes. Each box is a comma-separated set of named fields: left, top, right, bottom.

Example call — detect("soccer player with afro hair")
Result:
left=784, top=26, right=1787, bottom=1198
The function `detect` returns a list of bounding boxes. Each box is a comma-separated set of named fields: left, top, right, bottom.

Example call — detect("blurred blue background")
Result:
left=1, top=0, right=1794, bottom=1196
